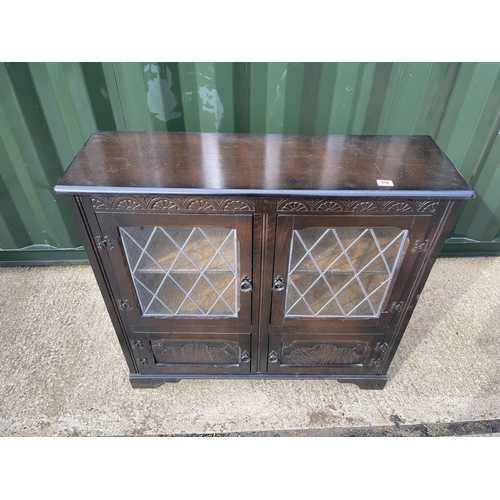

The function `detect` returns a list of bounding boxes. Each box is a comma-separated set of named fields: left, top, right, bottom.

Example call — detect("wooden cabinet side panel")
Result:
left=379, top=200, right=464, bottom=374
left=65, top=195, right=138, bottom=373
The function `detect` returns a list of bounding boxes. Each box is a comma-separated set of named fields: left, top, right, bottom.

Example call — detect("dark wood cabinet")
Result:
left=55, top=132, right=474, bottom=389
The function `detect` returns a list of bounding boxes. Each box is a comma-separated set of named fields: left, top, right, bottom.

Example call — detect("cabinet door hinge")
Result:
left=375, top=342, right=389, bottom=354
left=369, top=342, right=389, bottom=369
left=389, top=301, right=404, bottom=314
left=95, top=235, right=114, bottom=251
left=117, top=299, right=131, bottom=311
left=412, top=239, right=430, bottom=254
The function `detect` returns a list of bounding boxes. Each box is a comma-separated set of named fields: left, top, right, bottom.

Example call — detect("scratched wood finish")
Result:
left=55, top=133, right=473, bottom=389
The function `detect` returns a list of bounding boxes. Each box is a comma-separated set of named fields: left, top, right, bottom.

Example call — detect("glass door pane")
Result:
left=120, top=225, right=238, bottom=318
left=285, top=227, right=407, bottom=318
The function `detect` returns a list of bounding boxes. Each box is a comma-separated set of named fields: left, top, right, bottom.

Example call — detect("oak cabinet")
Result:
left=55, top=132, right=473, bottom=389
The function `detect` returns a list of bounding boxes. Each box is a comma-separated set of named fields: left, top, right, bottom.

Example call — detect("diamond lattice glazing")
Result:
left=120, top=226, right=238, bottom=317
left=285, top=227, right=408, bottom=318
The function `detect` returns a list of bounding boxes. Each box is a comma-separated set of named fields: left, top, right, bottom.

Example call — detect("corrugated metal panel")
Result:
left=1, top=62, right=499, bottom=263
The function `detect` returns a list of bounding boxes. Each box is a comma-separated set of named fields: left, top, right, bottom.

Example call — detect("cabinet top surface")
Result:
left=54, top=132, right=474, bottom=199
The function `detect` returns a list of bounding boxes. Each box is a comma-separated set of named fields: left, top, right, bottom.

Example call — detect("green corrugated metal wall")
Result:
left=1, top=62, right=499, bottom=263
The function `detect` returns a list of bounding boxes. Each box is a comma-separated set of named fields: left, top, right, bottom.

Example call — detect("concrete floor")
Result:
left=0, top=257, right=499, bottom=436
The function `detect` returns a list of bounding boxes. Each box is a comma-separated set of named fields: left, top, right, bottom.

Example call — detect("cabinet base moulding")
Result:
left=129, top=373, right=389, bottom=390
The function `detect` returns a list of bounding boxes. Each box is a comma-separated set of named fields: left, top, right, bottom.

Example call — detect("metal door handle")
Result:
left=240, top=276, right=253, bottom=293
left=273, top=276, right=285, bottom=292
left=268, top=351, right=279, bottom=363
left=241, top=351, right=251, bottom=363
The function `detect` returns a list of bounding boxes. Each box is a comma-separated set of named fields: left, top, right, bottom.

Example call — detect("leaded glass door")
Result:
left=270, top=214, right=431, bottom=330
left=96, top=212, right=253, bottom=330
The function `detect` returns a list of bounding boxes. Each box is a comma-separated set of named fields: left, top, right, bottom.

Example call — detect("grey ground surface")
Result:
left=0, top=257, right=499, bottom=437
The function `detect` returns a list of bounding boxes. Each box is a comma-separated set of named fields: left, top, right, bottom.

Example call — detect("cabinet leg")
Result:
left=338, top=376, right=387, bottom=390
left=129, top=375, right=181, bottom=389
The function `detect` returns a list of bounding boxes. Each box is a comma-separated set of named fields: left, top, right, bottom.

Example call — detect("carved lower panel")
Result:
left=91, top=195, right=255, bottom=212
left=277, top=198, right=438, bottom=213
left=151, top=340, right=240, bottom=365
left=280, top=341, right=370, bottom=366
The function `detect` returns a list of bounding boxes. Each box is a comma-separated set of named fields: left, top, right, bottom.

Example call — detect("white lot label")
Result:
left=377, top=179, right=394, bottom=186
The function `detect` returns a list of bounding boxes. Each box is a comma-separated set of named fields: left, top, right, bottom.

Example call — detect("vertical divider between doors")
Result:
left=250, top=214, right=263, bottom=373
left=255, top=211, right=278, bottom=373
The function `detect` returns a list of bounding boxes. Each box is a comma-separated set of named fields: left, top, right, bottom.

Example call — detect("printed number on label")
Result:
left=377, top=179, right=394, bottom=187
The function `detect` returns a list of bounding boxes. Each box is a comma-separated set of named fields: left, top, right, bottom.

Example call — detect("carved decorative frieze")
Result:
left=91, top=195, right=437, bottom=214
left=90, top=195, right=255, bottom=212
left=277, top=198, right=439, bottom=213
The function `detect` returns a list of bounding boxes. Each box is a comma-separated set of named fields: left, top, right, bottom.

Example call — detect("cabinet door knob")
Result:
left=268, top=351, right=279, bottom=363
left=241, top=351, right=251, bottom=363
left=273, top=276, right=285, bottom=292
left=240, top=276, right=253, bottom=293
